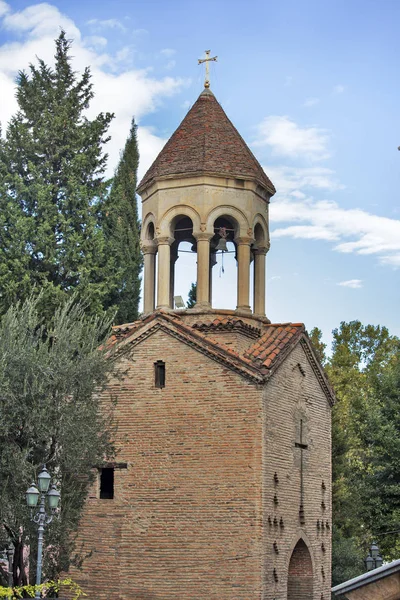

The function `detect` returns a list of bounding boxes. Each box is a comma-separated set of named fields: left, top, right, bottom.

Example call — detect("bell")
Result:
left=215, top=237, right=228, bottom=252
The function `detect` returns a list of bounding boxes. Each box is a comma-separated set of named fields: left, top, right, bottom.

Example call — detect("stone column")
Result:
left=253, top=247, right=268, bottom=316
left=169, top=248, right=179, bottom=309
left=236, top=237, right=252, bottom=313
left=195, top=232, right=213, bottom=308
left=156, top=236, right=174, bottom=309
left=142, top=241, right=157, bottom=313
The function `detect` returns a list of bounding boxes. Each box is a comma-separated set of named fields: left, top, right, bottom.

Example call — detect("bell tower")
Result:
left=138, top=85, right=276, bottom=317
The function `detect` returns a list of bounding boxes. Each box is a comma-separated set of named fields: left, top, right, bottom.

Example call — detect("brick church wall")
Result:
left=71, top=329, right=265, bottom=600
left=261, top=342, right=332, bottom=600
left=70, top=329, right=331, bottom=600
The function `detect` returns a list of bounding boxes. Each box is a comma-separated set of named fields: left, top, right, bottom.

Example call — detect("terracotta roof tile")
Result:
left=138, top=88, right=275, bottom=195
left=244, top=323, right=305, bottom=371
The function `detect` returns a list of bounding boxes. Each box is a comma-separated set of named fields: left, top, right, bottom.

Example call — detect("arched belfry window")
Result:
left=170, top=216, right=196, bottom=308
left=287, top=539, right=313, bottom=600
left=211, top=216, right=238, bottom=310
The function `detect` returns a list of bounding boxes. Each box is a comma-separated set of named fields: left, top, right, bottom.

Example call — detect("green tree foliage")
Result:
left=0, top=295, right=116, bottom=585
left=187, top=282, right=197, bottom=308
left=103, top=119, right=142, bottom=324
left=0, top=32, right=119, bottom=317
left=320, top=321, right=399, bottom=585
left=309, top=326, right=327, bottom=365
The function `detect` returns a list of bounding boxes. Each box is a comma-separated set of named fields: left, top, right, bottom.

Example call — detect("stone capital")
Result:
left=156, top=236, right=174, bottom=246
left=193, top=231, right=214, bottom=242
left=141, top=240, right=157, bottom=254
left=253, top=246, right=269, bottom=256
left=235, top=236, right=254, bottom=246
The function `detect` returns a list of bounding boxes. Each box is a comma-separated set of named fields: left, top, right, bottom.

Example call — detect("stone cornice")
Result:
left=138, top=173, right=273, bottom=202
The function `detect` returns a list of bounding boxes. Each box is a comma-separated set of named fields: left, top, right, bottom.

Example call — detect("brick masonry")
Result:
left=70, top=314, right=332, bottom=600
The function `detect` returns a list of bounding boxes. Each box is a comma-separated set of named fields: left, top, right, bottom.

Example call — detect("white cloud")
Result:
left=84, top=35, right=108, bottom=50
left=160, top=48, right=175, bottom=58
left=87, top=18, right=126, bottom=33
left=380, top=255, right=400, bottom=267
left=273, top=224, right=339, bottom=241
left=254, top=116, right=330, bottom=161
left=264, top=165, right=343, bottom=194
left=136, top=127, right=166, bottom=182
left=271, top=196, right=400, bottom=267
left=338, top=280, right=363, bottom=289
left=334, top=84, right=345, bottom=94
left=303, top=97, right=320, bottom=108
left=0, top=0, right=10, bottom=17
left=0, top=2, right=186, bottom=178
left=3, top=2, right=80, bottom=39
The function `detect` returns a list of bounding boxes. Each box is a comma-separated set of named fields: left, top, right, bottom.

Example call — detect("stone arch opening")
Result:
left=146, top=222, right=155, bottom=240
left=170, top=215, right=197, bottom=308
left=211, top=215, right=239, bottom=310
left=252, top=222, right=268, bottom=316
left=287, top=539, right=313, bottom=600
left=254, top=222, right=266, bottom=246
left=141, top=216, right=157, bottom=314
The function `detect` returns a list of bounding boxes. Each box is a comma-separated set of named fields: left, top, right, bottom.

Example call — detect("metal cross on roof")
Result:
left=198, top=50, right=217, bottom=88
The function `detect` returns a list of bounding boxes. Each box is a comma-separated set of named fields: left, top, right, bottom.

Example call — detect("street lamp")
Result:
left=365, top=541, right=383, bottom=571
left=26, top=465, right=60, bottom=599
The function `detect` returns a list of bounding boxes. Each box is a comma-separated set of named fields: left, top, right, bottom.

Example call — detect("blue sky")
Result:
left=0, top=0, right=399, bottom=348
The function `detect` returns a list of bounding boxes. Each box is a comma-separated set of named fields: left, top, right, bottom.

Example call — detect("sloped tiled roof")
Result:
left=244, top=323, right=305, bottom=370
left=192, top=316, right=261, bottom=339
left=138, top=88, right=275, bottom=195
left=108, top=311, right=334, bottom=405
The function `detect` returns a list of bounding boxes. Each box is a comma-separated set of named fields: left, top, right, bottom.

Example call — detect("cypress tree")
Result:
left=187, top=282, right=197, bottom=308
left=0, top=32, right=116, bottom=317
left=103, top=119, right=142, bottom=323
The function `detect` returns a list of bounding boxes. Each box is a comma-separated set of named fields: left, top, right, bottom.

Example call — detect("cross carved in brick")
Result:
left=295, top=419, right=308, bottom=524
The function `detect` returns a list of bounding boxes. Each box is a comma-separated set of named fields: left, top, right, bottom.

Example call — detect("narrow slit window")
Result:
left=155, top=360, right=166, bottom=388
left=100, top=467, right=114, bottom=499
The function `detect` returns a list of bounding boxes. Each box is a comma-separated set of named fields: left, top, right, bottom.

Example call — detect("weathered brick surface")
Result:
left=287, top=540, right=313, bottom=599
left=71, top=316, right=331, bottom=600
left=261, top=343, right=332, bottom=600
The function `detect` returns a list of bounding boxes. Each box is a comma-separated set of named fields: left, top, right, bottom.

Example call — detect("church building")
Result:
left=73, top=69, right=334, bottom=600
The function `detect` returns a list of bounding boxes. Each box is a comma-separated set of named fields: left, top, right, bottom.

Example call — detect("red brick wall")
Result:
left=261, top=342, right=332, bottom=600
left=71, top=327, right=331, bottom=600
left=71, top=328, right=264, bottom=599
left=287, top=540, right=313, bottom=599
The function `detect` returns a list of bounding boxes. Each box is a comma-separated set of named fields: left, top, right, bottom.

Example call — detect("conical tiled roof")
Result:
left=138, top=88, right=275, bottom=195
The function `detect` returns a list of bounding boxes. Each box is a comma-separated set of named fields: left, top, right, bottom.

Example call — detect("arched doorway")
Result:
left=287, top=539, right=313, bottom=600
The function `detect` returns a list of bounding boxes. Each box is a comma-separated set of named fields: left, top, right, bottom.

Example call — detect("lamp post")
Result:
left=26, top=465, right=60, bottom=599
left=365, top=541, right=383, bottom=571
